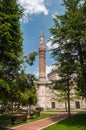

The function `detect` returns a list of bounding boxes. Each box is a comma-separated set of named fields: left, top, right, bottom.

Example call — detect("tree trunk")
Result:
left=82, top=73, right=86, bottom=97
left=67, top=79, right=71, bottom=117
left=11, top=102, right=14, bottom=113
left=78, top=43, right=86, bottom=97
left=65, top=101, right=67, bottom=112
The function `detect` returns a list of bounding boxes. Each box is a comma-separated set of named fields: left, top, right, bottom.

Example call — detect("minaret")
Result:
left=37, top=31, right=46, bottom=109
left=38, top=31, right=46, bottom=83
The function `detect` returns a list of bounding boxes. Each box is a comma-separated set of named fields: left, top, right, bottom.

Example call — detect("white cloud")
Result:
left=46, top=65, right=53, bottom=75
left=52, top=11, right=58, bottom=18
left=34, top=69, right=39, bottom=78
left=46, top=36, right=58, bottom=50
left=33, top=65, right=53, bottom=79
left=46, top=40, right=52, bottom=50
left=17, top=0, right=48, bottom=22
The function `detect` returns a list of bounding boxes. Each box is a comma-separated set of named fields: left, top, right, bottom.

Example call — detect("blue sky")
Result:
left=17, top=0, right=65, bottom=77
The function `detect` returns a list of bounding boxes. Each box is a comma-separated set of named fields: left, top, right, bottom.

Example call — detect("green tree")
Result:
left=0, top=0, right=23, bottom=100
left=55, top=90, right=68, bottom=112
left=50, top=0, right=86, bottom=115
left=16, top=71, right=37, bottom=108
left=0, top=0, right=38, bottom=113
left=63, top=0, right=86, bottom=97
left=52, top=54, right=76, bottom=116
left=50, top=0, right=86, bottom=104
left=52, top=68, right=76, bottom=115
left=26, top=52, right=38, bottom=66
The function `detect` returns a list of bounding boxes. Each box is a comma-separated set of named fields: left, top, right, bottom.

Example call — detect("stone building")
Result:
left=36, top=33, right=86, bottom=110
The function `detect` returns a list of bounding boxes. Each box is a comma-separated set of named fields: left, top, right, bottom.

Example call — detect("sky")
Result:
left=17, top=0, right=65, bottom=78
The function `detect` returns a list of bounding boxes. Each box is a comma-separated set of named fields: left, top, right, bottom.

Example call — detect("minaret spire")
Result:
left=40, top=28, right=44, bottom=37
left=40, top=29, right=44, bottom=46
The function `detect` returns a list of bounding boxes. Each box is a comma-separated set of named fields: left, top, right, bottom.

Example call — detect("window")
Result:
left=52, top=102, right=55, bottom=109
left=75, top=101, right=80, bottom=109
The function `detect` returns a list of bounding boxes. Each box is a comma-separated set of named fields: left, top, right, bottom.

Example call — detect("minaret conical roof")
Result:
left=40, top=30, right=44, bottom=37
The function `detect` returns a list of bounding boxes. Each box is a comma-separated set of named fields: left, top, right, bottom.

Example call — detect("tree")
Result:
left=51, top=52, right=76, bottom=117
left=16, top=71, right=37, bottom=108
left=52, top=77, right=75, bottom=113
left=0, top=1, right=38, bottom=113
left=62, top=0, right=86, bottom=97
left=50, top=0, right=86, bottom=104
left=0, top=0, right=23, bottom=100
left=50, top=0, right=86, bottom=116
left=26, top=52, right=38, bottom=66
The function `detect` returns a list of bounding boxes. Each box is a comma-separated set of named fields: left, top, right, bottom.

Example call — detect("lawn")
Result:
left=44, top=110, right=65, bottom=112
left=43, top=109, right=86, bottom=113
left=0, top=114, right=13, bottom=120
left=43, top=114, right=86, bottom=130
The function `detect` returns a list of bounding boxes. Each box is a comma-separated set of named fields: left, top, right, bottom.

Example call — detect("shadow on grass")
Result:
left=59, top=114, right=86, bottom=126
left=0, top=126, right=10, bottom=130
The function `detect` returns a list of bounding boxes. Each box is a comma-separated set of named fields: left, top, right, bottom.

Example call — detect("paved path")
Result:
left=11, top=113, right=68, bottom=130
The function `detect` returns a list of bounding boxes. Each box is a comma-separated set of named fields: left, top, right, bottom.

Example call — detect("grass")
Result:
left=44, top=110, right=65, bottom=112
left=0, top=127, right=9, bottom=130
left=43, top=113, right=86, bottom=130
left=43, top=109, right=86, bottom=112
left=0, top=114, right=13, bottom=130
left=0, top=114, right=13, bottom=120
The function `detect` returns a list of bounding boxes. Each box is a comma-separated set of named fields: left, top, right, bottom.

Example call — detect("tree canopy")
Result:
left=50, top=0, right=86, bottom=98
left=0, top=0, right=23, bottom=101
left=0, top=0, right=37, bottom=107
left=50, top=0, right=86, bottom=116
